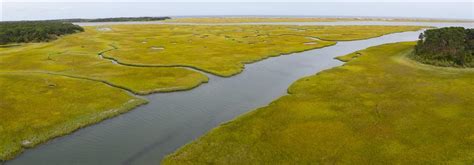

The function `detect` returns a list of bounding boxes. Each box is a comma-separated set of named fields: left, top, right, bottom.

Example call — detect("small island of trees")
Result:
left=413, top=27, right=473, bottom=67
left=0, top=21, right=84, bottom=45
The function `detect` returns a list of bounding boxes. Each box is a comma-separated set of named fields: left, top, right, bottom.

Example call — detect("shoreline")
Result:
left=0, top=72, right=148, bottom=161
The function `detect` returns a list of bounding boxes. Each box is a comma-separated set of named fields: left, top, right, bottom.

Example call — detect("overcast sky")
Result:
left=1, top=0, right=473, bottom=21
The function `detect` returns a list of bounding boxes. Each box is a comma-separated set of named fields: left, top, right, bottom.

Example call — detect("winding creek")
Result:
left=6, top=22, right=473, bottom=165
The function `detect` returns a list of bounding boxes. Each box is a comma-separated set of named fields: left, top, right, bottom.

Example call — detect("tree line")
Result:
left=414, top=27, right=474, bottom=67
left=60, top=16, right=170, bottom=22
left=0, top=17, right=171, bottom=45
left=0, top=21, right=84, bottom=45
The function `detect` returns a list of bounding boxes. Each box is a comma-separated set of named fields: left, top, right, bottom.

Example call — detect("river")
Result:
left=6, top=22, right=473, bottom=165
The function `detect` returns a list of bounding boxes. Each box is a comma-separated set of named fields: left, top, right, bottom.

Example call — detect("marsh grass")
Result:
left=100, top=25, right=426, bottom=76
left=0, top=28, right=209, bottom=95
left=163, top=42, right=474, bottom=164
left=0, top=73, right=147, bottom=160
left=409, top=53, right=474, bottom=68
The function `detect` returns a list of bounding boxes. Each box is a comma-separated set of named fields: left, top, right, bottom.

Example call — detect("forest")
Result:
left=414, top=27, right=474, bottom=67
left=0, top=21, right=84, bottom=45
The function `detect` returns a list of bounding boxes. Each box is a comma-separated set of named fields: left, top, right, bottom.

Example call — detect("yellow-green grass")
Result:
left=100, top=25, right=426, bottom=76
left=166, top=17, right=473, bottom=23
left=0, top=27, right=208, bottom=95
left=0, top=72, right=147, bottom=160
left=163, top=42, right=474, bottom=164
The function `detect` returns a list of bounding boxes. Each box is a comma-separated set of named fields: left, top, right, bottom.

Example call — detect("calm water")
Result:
left=6, top=23, right=472, bottom=165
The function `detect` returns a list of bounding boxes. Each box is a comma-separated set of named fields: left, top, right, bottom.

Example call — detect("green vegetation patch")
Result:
left=0, top=21, right=84, bottom=45
left=0, top=72, right=147, bottom=160
left=413, top=27, right=473, bottom=67
left=163, top=42, right=474, bottom=164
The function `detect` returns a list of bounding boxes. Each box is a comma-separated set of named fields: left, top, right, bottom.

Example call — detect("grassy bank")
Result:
left=0, top=72, right=147, bottom=161
left=163, top=42, right=474, bottom=164
left=100, top=25, right=426, bottom=76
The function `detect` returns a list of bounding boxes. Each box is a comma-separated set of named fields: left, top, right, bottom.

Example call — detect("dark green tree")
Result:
left=414, top=27, right=473, bottom=67
left=0, top=21, right=84, bottom=45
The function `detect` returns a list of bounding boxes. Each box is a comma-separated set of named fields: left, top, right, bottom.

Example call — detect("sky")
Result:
left=1, top=0, right=473, bottom=21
